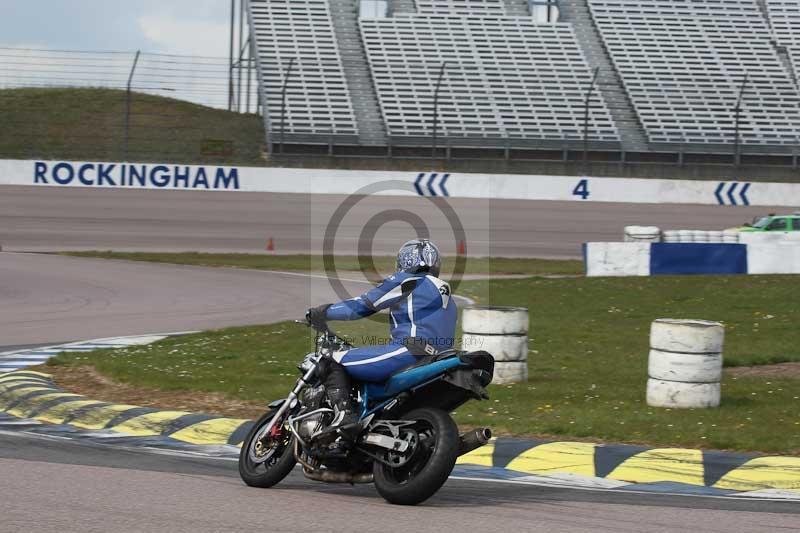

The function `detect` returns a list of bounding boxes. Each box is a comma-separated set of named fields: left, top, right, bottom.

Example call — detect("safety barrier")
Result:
left=623, top=226, right=661, bottom=243
left=461, top=306, right=529, bottom=384
left=584, top=242, right=800, bottom=276
left=5, top=158, right=800, bottom=207
left=662, top=229, right=739, bottom=243
left=647, top=319, right=724, bottom=409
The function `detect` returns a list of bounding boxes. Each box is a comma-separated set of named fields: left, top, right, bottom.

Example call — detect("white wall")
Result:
left=2, top=158, right=800, bottom=207
left=584, top=242, right=651, bottom=277
left=585, top=241, right=800, bottom=276
left=746, top=244, right=800, bottom=274
left=738, top=232, right=800, bottom=245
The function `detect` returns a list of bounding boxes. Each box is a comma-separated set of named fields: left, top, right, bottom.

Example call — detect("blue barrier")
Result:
left=650, top=244, right=748, bottom=275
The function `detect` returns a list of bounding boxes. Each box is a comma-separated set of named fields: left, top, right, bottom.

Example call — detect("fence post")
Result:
left=583, top=67, right=600, bottom=174
left=236, top=0, right=245, bottom=113
left=733, top=73, right=749, bottom=167
left=279, top=57, right=295, bottom=154
left=228, top=0, right=236, bottom=111
left=431, top=61, right=448, bottom=160
left=124, top=50, right=141, bottom=162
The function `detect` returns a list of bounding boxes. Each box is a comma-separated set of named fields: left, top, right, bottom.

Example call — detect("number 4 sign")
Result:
left=573, top=179, right=590, bottom=200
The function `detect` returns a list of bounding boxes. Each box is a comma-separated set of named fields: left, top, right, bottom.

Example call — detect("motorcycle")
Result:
left=238, top=318, right=495, bottom=505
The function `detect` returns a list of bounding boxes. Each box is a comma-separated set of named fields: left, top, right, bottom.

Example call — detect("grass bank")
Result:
left=0, top=88, right=265, bottom=165
left=49, top=275, right=800, bottom=454
left=61, top=252, right=584, bottom=277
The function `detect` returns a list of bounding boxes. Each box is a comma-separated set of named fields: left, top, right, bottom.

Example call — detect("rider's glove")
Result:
left=305, top=304, right=331, bottom=330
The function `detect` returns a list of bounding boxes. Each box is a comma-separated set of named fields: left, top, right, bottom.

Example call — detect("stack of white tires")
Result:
left=624, top=226, right=661, bottom=243
left=722, top=229, right=740, bottom=243
left=661, top=230, right=740, bottom=244
left=462, top=306, right=529, bottom=384
left=647, top=319, right=724, bottom=408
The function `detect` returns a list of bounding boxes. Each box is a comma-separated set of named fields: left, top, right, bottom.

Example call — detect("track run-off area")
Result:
left=0, top=184, right=798, bottom=531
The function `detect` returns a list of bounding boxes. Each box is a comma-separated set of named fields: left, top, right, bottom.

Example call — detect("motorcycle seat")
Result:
left=388, top=350, right=460, bottom=378
left=387, top=350, right=494, bottom=379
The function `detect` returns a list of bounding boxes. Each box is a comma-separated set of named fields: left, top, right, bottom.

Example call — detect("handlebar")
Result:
left=297, top=317, right=351, bottom=350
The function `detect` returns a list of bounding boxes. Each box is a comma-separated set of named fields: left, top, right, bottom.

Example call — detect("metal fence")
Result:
left=0, top=47, right=263, bottom=164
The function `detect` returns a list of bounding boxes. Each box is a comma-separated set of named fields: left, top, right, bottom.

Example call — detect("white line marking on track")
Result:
left=448, top=475, right=800, bottom=503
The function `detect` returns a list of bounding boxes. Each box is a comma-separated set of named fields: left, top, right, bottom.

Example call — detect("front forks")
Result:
left=248, top=357, right=320, bottom=464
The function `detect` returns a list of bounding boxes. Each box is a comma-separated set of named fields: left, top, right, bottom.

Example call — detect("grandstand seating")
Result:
left=359, top=16, right=620, bottom=145
left=246, top=0, right=800, bottom=154
left=588, top=0, right=800, bottom=147
left=413, top=0, right=507, bottom=16
left=249, top=0, right=359, bottom=141
left=766, top=0, right=800, bottom=78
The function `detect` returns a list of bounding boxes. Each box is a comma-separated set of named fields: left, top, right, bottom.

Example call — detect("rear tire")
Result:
left=238, top=410, right=297, bottom=488
left=373, top=407, right=459, bottom=505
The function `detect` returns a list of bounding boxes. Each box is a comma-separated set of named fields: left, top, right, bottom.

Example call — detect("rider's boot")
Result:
left=315, top=363, right=361, bottom=443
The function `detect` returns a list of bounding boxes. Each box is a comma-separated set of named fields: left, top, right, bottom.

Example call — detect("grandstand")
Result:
left=246, top=0, right=800, bottom=161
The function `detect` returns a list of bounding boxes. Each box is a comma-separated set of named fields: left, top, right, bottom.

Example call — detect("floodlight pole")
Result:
left=583, top=67, right=600, bottom=172
left=279, top=57, right=295, bottom=154
left=431, top=61, right=448, bottom=160
left=733, top=73, right=749, bottom=167
left=124, top=50, right=141, bottom=161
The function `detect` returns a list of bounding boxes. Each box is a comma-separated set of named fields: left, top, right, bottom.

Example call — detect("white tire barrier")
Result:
left=646, top=380, right=721, bottom=409
left=650, top=319, right=724, bottom=353
left=624, top=226, right=661, bottom=243
left=462, top=306, right=529, bottom=384
left=722, top=229, right=740, bottom=243
left=648, top=349, right=722, bottom=383
left=708, top=230, right=724, bottom=243
left=646, top=319, right=724, bottom=408
left=662, top=230, right=680, bottom=243
left=492, top=362, right=529, bottom=385
left=462, top=333, right=527, bottom=362
left=659, top=229, right=739, bottom=244
left=461, top=306, right=529, bottom=335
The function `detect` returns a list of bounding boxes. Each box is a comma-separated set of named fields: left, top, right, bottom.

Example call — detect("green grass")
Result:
left=49, top=275, right=800, bottom=454
left=0, top=88, right=265, bottom=165
left=61, top=252, right=584, bottom=277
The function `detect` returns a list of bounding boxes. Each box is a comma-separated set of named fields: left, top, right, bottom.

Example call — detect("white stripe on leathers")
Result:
left=335, top=346, right=408, bottom=367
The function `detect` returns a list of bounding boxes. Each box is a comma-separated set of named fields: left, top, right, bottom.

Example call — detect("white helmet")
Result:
left=396, top=239, right=441, bottom=277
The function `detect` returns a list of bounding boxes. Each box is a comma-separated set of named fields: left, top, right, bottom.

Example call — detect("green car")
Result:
left=740, top=214, right=800, bottom=232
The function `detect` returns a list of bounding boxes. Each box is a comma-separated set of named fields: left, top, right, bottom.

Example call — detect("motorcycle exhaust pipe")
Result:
left=302, top=468, right=374, bottom=484
left=458, top=428, right=492, bottom=457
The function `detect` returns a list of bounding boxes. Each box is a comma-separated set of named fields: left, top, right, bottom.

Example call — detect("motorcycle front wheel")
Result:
left=238, top=410, right=297, bottom=488
left=373, top=407, right=459, bottom=505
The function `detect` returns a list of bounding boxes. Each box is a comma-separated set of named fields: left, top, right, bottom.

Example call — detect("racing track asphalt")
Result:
left=0, top=184, right=788, bottom=258
left=0, top=432, right=797, bottom=533
left=0, top=251, right=374, bottom=346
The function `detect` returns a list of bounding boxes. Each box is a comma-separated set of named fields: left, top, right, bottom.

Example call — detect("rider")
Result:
left=305, top=239, right=457, bottom=440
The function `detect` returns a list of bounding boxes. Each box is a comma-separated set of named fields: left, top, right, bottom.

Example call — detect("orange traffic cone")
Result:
left=266, top=237, right=275, bottom=252
left=457, top=240, right=466, bottom=256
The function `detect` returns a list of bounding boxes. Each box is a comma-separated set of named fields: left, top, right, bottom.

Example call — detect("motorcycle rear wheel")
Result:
left=238, top=410, right=297, bottom=488
left=373, top=407, right=459, bottom=505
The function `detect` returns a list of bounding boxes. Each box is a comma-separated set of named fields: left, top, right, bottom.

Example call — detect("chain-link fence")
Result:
left=0, top=47, right=263, bottom=164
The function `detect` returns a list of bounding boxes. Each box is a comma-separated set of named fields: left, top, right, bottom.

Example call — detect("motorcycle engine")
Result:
left=298, top=414, right=326, bottom=440
left=297, top=385, right=330, bottom=439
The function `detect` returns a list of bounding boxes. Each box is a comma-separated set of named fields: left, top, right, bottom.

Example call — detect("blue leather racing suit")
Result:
left=325, top=271, right=457, bottom=382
